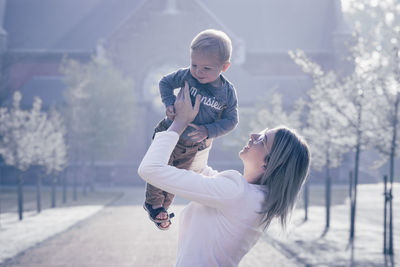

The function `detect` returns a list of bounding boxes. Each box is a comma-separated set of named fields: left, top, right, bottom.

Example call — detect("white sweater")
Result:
left=138, top=131, right=266, bottom=267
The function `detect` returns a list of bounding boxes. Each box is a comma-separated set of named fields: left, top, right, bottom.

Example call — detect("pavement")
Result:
left=1, top=186, right=300, bottom=267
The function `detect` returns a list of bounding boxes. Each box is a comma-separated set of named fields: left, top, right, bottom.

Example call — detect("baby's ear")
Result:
left=221, top=61, right=231, bottom=72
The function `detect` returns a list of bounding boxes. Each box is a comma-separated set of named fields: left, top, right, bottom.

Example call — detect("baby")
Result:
left=143, top=29, right=239, bottom=230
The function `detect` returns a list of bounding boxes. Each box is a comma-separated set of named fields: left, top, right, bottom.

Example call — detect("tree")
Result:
left=20, top=96, right=67, bottom=213
left=289, top=50, right=351, bottom=230
left=0, top=92, right=33, bottom=220
left=344, top=1, right=400, bottom=254
left=226, top=91, right=305, bottom=150
left=290, top=40, right=379, bottom=242
left=344, top=0, right=400, bottom=182
left=39, top=107, right=68, bottom=208
left=0, top=92, right=68, bottom=218
left=250, top=92, right=309, bottom=217
left=222, top=91, right=308, bottom=216
left=354, top=1, right=399, bottom=255
left=250, top=93, right=305, bottom=133
left=61, top=56, right=136, bottom=190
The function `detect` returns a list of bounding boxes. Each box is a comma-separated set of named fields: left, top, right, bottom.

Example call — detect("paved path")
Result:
left=1, top=187, right=300, bottom=267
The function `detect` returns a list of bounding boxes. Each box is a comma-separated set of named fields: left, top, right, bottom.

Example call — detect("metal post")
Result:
left=349, top=170, right=354, bottom=241
left=388, top=178, right=393, bottom=255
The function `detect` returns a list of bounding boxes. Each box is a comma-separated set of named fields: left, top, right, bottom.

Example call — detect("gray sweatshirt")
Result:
left=159, top=68, right=239, bottom=142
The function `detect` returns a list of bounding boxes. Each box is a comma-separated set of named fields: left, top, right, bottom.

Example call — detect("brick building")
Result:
left=0, top=0, right=351, bottom=184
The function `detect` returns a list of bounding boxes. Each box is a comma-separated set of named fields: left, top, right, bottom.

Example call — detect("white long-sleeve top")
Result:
left=138, top=131, right=266, bottom=267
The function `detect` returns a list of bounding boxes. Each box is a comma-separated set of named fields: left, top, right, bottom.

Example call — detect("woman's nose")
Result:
left=250, top=134, right=259, bottom=141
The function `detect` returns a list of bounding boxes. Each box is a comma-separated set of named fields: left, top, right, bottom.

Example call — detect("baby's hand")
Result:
left=188, top=123, right=208, bottom=142
left=166, top=105, right=175, bottom=120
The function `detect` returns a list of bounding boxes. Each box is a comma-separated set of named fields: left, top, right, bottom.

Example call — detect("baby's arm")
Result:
left=201, top=88, right=239, bottom=139
left=159, top=69, right=187, bottom=107
left=204, top=105, right=238, bottom=138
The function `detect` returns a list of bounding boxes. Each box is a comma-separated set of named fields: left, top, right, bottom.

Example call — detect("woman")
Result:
left=138, top=86, right=310, bottom=267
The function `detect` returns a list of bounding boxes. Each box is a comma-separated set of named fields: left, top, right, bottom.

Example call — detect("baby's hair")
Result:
left=190, top=29, right=232, bottom=64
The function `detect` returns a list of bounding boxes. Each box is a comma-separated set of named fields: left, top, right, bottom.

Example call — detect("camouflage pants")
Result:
left=145, top=118, right=207, bottom=209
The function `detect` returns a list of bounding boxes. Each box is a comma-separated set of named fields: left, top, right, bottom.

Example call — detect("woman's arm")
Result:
left=138, top=131, right=244, bottom=208
left=138, top=85, right=244, bottom=208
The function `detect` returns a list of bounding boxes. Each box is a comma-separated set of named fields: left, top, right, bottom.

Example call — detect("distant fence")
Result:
left=0, top=160, right=245, bottom=186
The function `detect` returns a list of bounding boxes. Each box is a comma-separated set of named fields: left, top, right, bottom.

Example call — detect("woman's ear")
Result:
left=263, top=155, right=271, bottom=170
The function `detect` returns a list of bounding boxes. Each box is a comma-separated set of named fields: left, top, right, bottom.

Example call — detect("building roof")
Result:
left=5, top=76, right=66, bottom=109
left=4, top=0, right=342, bottom=53
left=4, top=0, right=144, bottom=51
left=200, top=0, right=339, bottom=53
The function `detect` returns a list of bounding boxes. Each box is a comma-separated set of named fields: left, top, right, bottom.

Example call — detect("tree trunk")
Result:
left=82, top=164, right=87, bottom=197
left=17, top=171, right=23, bottom=220
left=62, top=171, right=67, bottom=204
left=304, top=181, right=309, bottom=221
left=349, top=171, right=353, bottom=200
left=350, top=138, right=361, bottom=241
left=36, top=172, right=41, bottom=213
left=383, top=175, right=388, bottom=254
left=0, top=167, right=2, bottom=226
left=73, top=165, right=78, bottom=201
left=387, top=93, right=398, bottom=255
left=325, top=166, right=331, bottom=229
left=350, top=102, right=362, bottom=242
left=89, top=155, right=95, bottom=192
left=389, top=93, right=399, bottom=189
left=51, top=175, right=56, bottom=208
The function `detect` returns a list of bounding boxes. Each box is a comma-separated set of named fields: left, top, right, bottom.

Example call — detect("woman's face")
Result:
left=239, top=128, right=275, bottom=173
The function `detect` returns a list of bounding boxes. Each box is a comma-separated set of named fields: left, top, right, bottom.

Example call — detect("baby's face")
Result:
left=190, top=50, right=226, bottom=86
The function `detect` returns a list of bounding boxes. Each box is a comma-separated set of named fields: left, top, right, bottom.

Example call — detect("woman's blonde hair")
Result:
left=258, top=126, right=310, bottom=230
left=190, top=29, right=232, bottom=64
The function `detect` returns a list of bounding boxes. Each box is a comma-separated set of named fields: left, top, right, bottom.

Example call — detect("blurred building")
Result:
left=0, top=0, right=353, bottom=185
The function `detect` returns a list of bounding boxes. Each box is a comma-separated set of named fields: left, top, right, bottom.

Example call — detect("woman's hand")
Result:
left=174, top=81, right=200, bottom=124
left=168, top=81, right=201, bottom=135
left=165, top=105, right=175, bottom=121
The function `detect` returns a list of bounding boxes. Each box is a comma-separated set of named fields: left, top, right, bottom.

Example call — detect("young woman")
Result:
left=138, top=86, right=310, bottom=267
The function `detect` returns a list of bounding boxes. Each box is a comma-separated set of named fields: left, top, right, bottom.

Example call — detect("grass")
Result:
left=296, top=184, right=350, bottom=209
left=0, top=184, right=123, bottom=215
